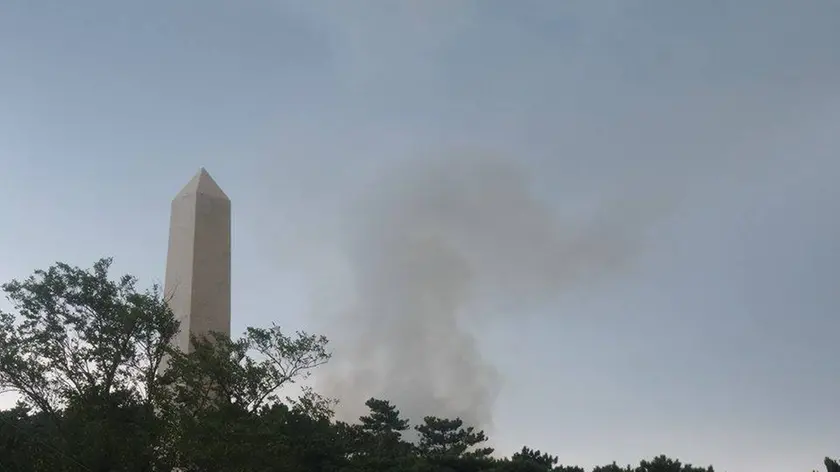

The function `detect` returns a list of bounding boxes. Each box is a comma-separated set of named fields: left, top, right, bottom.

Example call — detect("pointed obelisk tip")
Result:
left=176, top=167, right=229, bottom=200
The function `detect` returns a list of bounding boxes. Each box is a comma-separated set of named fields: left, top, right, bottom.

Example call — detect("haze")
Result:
left=1, top=2, right=838, bottom=471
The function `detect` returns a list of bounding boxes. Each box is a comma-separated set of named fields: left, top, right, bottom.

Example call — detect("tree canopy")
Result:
left=0, top=259, right=834, bottom=471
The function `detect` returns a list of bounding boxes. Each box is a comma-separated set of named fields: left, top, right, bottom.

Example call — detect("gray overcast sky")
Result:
left=1, top=1, right=839, bottom=471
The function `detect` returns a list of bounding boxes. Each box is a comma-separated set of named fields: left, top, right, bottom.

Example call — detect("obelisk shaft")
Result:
left=164, top=168, right=231, bottom=355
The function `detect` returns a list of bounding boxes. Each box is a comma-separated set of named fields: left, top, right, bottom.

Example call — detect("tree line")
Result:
left=0, top=259, right=835, bottom=472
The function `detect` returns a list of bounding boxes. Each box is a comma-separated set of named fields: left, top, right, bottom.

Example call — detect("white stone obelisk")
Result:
left=163, top=168, right=231, bottom=357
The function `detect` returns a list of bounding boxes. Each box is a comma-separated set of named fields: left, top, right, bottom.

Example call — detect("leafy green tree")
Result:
left=5, top=258, right=826, bottom=472
left=345, top=398, right=414, bottom=471
left=511, top=446, right=559, bottom=469
left=157, top=328, right=333, bottom=471
left=0, top=259, right=178, bottom=413
left=635, top=455, right=714, bottom=472
left=358, top=398, right=411, bottom=450
left=416, top=416, right=493, bottom=459
left=410, top=416, right=493, bottom=472
left=159, top=326, right=329, bottom=414
left=494, top=446, right=583, bottom=472
left=0, top=405, right=66, bottom=471
left=592, top=462, right=633, bottom=472
left=0, top=259, right=335, bottom=471
left=260, top=397, right=351, bottom=472
left=0, top=258, right=179, bottom=471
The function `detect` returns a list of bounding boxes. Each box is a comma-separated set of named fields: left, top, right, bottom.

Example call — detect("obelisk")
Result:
left=164, top=168, right=231, bottom=356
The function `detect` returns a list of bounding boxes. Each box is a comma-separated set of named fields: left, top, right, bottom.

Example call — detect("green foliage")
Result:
left=511, top=446, right=560, bottom=469
left=0, top=258, right=178, bottom=471
left=0, top=405, right=63, bottom=470
left=0, top=258, right=178, bottom=415
left=347, top=398, right=415, bottom=470
left=492, top=446, right=583, bottom=472
left=156, top=327, right=333, bottom=472
left=416, top=416, right=493, bottom=459
left=591, top=463, right=633, bottom=472
left=158, top=326, right=329, bottom=414
left=0, top=259, right=834, bottom=471
left=634, top=455, right=714, bottom=472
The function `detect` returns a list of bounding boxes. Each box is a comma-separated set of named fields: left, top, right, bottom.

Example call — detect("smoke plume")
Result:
left=314, top=152, right=659, bottom=433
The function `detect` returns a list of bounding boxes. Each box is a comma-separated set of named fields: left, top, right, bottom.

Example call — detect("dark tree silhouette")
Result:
left=0, top=259, right=834, bottom=472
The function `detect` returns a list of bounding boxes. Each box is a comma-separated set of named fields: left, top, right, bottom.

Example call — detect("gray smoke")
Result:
left=314, top=152, right=662, bottom=432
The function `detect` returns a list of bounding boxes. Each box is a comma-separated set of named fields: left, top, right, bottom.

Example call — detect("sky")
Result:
left=1, top=1, right=839, bottom=471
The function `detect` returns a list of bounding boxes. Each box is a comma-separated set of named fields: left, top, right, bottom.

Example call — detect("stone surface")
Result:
left=163, top=168, right=231, bottom=356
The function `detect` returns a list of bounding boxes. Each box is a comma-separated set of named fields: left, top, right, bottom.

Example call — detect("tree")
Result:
left=159, top=326, right=330, bottom=414
left=0, top=258, right=179, bottom=471
left=157, top=328, right=333, bottom=471
left=495, top=446, right=583, bottom=472
left=511, top=446, right=559, bottom=469
left=0, top=405, right=66, bottom=471
left=416, top=416, right=493, bottom=459
left=358, top=398, right=411, bottom=448
left=0, top=258, right=335, bottom=471
left=0, top=259, right=178, bottom=411
left=409, top=416, right=493, bottom=472
left=635, top=455, right=714, bottom=472
left=592, top=462, right=633, bottom=472
left=346, top=398, right=414, bottom=470
left=5, top=258, right=833, bottom=472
